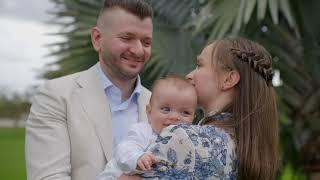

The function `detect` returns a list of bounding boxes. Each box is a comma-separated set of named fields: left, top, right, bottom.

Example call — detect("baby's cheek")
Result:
left=182, top=118, right=193, bottom=124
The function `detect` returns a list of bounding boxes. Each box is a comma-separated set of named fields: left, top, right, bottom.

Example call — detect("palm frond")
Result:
left=45, top=0, right=204, bottom=89
left=187, top=0, right=298, bottom=40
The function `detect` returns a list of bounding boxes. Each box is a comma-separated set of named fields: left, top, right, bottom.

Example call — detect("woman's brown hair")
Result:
left=212, top=38, right=279, bottom=180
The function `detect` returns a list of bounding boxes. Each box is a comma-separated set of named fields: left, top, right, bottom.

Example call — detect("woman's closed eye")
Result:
left=196, top=57, right=204, bottom=68
left=196, top=62, right=203, bottom=70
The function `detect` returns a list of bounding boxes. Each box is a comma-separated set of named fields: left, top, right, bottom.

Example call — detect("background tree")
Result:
left=45, top=0, right=204, bottom=88
left=0, top=91, right=31, bottom=127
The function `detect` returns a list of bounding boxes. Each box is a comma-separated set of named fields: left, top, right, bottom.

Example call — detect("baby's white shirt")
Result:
left=97, top=121, right=157, bottom=180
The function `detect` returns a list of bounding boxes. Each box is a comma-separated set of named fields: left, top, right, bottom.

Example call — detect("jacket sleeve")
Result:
left=25, top=83, right=71, bottom=180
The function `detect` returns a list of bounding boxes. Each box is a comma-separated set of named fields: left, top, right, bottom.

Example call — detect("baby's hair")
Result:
left=149, top=74, right=196, bottom=103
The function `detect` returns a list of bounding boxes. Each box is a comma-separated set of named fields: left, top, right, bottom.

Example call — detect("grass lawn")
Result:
left=0, top=128, right=308, bottom=180
left=0, top=128, right=26, bottom=180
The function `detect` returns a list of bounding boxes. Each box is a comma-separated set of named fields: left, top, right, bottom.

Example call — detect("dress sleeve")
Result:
left=140, top=124, right=238, bottom=179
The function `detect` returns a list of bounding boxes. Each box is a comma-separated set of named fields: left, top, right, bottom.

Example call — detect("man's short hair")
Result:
left=100, top=0, right=153, bottom=19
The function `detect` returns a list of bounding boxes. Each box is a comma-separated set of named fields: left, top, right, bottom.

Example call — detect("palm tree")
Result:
left=45, top=0, right=203, bottom=89
left=46, top=0, right=320, bottom=178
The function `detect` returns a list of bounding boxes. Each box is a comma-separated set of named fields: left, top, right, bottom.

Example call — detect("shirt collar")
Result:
left=97, top=63, right=141, bottom=100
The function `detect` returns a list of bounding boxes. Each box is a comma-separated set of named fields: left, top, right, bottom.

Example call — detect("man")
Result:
left=25, top=0, right=153, bottom=179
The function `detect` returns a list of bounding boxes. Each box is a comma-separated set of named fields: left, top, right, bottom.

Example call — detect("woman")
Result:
left=140, top=38, right=279, bottom=179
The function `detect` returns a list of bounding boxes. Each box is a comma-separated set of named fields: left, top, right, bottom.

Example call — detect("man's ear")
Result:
left=222, top=70, right=240, bottom=91
left=91, top=26, right=102, bottom=52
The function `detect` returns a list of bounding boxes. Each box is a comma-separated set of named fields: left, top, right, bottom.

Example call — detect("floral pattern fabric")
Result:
left=140, top=123, right=238, bottom=179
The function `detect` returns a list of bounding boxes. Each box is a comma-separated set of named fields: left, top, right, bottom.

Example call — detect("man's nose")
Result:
left=129, top=40, right=144, bottom=58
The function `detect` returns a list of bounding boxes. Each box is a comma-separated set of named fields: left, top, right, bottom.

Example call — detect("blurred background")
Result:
left=0, top=0, right=319, bottom=179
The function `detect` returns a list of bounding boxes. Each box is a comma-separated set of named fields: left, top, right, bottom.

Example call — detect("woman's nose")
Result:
left=186, top=71, right=194, bottom=82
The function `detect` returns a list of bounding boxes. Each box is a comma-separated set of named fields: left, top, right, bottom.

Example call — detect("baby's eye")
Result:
left=182, top=111, right=191, bottom=116
left=161, top=107, right=170, bottom=113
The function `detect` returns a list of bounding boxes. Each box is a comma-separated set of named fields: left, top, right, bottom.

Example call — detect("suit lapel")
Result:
left=74, top=63, right=152, bottom=160
left=75, top=63, right=113, bottom=160
left=138, top=87, right=151, bottom=122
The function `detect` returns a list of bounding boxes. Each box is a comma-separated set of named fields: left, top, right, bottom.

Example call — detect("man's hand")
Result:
left=137, top=153, right=159, bottom=171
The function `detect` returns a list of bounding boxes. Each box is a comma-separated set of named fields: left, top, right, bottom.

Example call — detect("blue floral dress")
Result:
left=140, top=113, right=238, bottom=179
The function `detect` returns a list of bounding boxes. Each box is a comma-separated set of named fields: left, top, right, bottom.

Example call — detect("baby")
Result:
left=97, top=75, right=197, bottom=179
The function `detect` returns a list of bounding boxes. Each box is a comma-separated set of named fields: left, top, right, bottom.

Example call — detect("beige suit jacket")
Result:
left=25, top=63, right=151, bottom=180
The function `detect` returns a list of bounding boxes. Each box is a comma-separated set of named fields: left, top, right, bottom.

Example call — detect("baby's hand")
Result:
left=137, top=153, right=159, bottom=171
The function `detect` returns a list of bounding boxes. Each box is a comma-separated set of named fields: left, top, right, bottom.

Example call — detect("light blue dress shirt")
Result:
left=97, top=64, right=141, bottom=153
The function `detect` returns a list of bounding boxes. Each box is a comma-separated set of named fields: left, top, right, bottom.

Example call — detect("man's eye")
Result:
left=161, top=107, right=170, bottom=112
left=120, top=36, right=131, bottom=40
left=143, top=42, right=151, bottom=47
left=142, top=41, right=151, bottom=47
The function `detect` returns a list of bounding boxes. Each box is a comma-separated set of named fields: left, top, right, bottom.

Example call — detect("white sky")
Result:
left=0, top=0, right=63, bottom=94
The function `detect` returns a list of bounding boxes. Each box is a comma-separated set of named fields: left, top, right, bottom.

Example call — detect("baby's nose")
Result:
left=168, top=112, right=181, bottom=122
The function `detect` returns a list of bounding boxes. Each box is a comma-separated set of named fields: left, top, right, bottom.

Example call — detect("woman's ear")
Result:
left=146, top=104, right=151, bottom=123
left=146, top=104, right=151, bottom=114
left=221, top=70, right=240, bottom=91
left=91, top=26, right=102, bottom=52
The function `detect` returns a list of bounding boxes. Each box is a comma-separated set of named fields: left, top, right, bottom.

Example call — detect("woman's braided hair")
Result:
left=211, top=38, right=278, bottom=180
left=230, top=48, right=274, bottom=86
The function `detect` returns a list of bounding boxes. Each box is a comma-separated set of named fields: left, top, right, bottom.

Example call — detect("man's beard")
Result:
left=101, top=54, right=140, bottom=81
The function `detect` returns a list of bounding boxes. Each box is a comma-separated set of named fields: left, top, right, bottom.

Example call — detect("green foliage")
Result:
left=278, top=163, right=307, bottom=180
left=0, top=94, right=31, bottom=119
left=250, top=1, right=320, bottom=176
left=184, top=0, right=298, bottom=40
left=44, top=0, right=101, bottom=79
left=251, top=2, right=320, bottom=173
left=141, top=21, right=204, bottom=88
left=45, top=0, right=204, bottom=90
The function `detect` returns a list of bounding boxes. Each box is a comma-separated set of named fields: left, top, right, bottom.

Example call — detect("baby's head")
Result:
left=146, top=75, right=197, bottom=134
